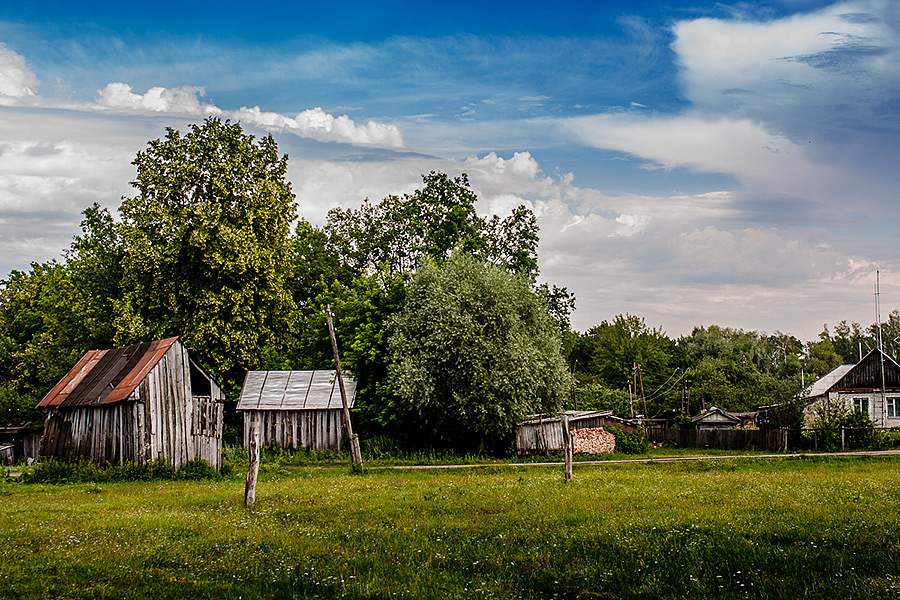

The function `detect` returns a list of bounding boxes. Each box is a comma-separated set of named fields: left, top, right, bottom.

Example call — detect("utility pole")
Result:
left=326, top=306, right=363, bottom=467
left=633, top=363, right=648, bottom=424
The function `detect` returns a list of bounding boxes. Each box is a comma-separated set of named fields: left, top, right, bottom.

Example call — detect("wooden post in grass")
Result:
left=245, top=414, right=260, bottom=508
left=562, top=413, right=573, bottom=482
left=326, top=306, right=363, bottom=467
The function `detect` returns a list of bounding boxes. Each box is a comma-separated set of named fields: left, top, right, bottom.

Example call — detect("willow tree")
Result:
left=114, top=118, right=297, bottom=392
left=387, top=254, right=568, bottom=452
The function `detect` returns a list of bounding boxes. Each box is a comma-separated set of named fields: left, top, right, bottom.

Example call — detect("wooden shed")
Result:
left=237, top=370, right=357, bottom=451
left=38, top=337, right=225, bottom=470
left=0, top=425, right=42, bottom=465
left=515, top=410, right=636, bottom=455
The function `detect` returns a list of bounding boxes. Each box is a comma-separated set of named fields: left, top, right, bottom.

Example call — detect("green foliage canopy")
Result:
left=387, top=254, right=568, bottom=451
left=114, top=118, right=297, bottom=392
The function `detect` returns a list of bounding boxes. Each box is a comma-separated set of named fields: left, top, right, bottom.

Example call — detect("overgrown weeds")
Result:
left=17, top=457, right=219, bottom=484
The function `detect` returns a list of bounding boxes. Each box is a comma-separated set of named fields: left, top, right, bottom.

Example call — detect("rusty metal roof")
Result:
left=236, top=370, right=357, bottom=411
left=38, top=337, right=180, bottom=408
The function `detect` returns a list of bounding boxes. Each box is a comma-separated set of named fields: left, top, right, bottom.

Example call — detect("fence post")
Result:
left=562, top=414, right=573, bottom=482
left=245, top=415, right=260, bottom=508
left=841, top=426, right=845, bottom=451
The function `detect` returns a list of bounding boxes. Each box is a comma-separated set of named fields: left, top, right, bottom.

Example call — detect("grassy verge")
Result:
left=2, top=455, right=900, bottom=599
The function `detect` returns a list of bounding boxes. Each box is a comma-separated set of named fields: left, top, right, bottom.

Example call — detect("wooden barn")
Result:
left=237, top=370, right=357, bottom=451
left=38, top=337, right=225, bottom=470
left=516, top=410, right=636, bottom=455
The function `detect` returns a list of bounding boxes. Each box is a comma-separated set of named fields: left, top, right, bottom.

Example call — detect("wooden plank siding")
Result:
left=242, top=409, right=344, bottom=451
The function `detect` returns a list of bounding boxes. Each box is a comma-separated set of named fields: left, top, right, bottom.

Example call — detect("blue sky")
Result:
left=0, top=0, right=897, bottom=339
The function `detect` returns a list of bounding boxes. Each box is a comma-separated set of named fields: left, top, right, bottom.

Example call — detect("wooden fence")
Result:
left=647, top=426, right=900, bottom=452
left=646, top=428, right=788, bottom=451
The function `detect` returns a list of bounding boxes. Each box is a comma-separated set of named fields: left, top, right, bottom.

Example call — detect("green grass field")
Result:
left=3, top=456, right=900, bottom=599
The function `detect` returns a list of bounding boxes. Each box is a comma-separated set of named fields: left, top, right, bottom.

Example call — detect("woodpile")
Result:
left=572, top=427, right=616, bottom=454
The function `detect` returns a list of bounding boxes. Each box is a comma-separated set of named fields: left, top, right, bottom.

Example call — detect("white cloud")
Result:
left=564, top=113, right=839, bottom=199
left=464, top=151, right=541, bottom=179
left=672, top=0, right=900, bottom=116
left=96, top=82, right=222, bottom=115
left=0, top=44, right=38, bottom=103
left=93, top=85, right=404, bottom=148
left=561, top=0, right=900, bottom=219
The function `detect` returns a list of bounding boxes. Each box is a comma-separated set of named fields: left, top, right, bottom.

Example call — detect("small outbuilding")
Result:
left=237, top=370, right=357, bottom=451
left=515, top=410, right=636, bottom=455
left=0, top=424, right=42, bottom=465
left=38, top=337, right=225, bottom=470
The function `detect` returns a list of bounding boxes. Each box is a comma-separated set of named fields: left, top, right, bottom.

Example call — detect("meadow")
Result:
left=2, top=456, right=900, bottom=599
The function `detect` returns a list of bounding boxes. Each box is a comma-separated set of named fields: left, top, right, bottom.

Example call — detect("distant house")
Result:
left=691, top=407, right=742, bottom=430
left=515, top=410, right=636, bottom=455
left=803, top=348, right=900, bottom=427
left=236, top=370, right=357, bottom=451
left=38, top=337, right=225, bottom=470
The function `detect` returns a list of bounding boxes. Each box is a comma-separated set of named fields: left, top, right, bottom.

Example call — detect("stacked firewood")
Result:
left=572, top=427, right=616, bottom=454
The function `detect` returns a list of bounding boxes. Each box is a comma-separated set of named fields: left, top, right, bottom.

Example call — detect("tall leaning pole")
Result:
left=326, top=306, right=363, bottom=467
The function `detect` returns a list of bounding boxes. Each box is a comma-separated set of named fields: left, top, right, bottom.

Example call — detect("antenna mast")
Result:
left=876, top=271, right=887, bottom=426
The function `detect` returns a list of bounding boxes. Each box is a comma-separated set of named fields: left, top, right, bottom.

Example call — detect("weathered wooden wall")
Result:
left=242, top=409, right=344, bottom=451
left=42, top=402, right=145, bottom=465
left=137, top=343, right=224, bottom=470
left=0, top=427, right=41, bottom=464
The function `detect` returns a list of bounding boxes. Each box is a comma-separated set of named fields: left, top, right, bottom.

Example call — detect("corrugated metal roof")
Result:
left=38, top=337, right=180, bottom=408
left=236, top=370, right=357, bottom=411
left=805, top=364, right=855, bottom=398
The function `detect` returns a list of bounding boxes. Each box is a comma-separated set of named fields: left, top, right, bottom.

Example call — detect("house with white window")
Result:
left=803, top=348, right=900, bottom=427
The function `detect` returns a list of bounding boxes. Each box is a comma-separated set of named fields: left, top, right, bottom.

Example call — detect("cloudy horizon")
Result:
left=1, top=0, right=898, bottom=341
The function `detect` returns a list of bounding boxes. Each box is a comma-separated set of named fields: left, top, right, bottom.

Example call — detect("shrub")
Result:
left=607, top=426, right=649, bottom=454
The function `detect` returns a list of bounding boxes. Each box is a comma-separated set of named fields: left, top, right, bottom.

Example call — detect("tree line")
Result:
left=568, top=314, right=900, bottom=428
left=0, top=119, right=895, bottom=452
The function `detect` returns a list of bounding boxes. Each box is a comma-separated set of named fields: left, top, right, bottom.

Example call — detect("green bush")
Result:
left=608, top=426, right=649, bottom=454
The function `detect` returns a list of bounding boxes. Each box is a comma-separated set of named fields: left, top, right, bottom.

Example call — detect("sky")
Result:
left=0, top=0, right=898, bottom=341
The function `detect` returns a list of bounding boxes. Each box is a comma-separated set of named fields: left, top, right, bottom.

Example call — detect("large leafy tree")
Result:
left=676, top=325, right=805, bottom=413
left=387, top=254, right=568, bottom=452
left=114, top=118, right=297, bottom=393
left=0, top=262, right=97, bottom=423
left=323, top=171, right=542, bottom=281
left=586, top=315, right=675, bottom=409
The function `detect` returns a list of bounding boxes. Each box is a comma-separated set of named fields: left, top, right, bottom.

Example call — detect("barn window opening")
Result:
left=852, top=397, right=870, bottom=416
left=190, top=361, right=212, bottom=397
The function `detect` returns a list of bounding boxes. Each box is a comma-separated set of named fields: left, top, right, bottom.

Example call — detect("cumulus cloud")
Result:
left=96, top=83, right=222, bottom=115
left=236, top=106, right=404, bottom=148
left=0, top=44, right=38, bottom=103
left=93, top=84, right=403, bottom=148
